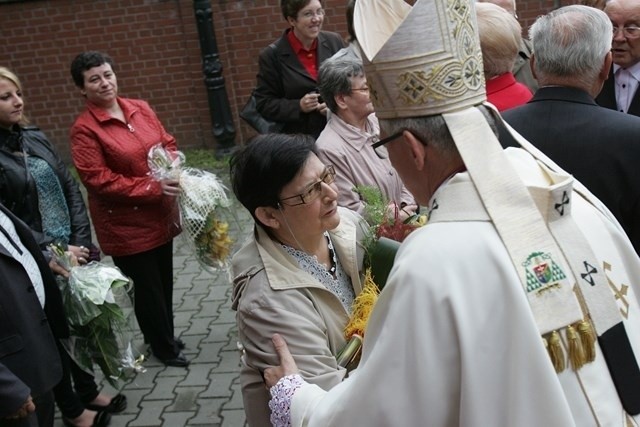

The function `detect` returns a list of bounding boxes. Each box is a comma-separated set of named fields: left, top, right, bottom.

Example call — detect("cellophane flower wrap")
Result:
left=336, top=186, right=427, bottom=371
left=147, top=144, right=234, bottom=271
left=49, top=244, right=144, bottom=390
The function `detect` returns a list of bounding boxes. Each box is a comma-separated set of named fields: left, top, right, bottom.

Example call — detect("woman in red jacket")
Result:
left=69, top=51, right=188, bottom=368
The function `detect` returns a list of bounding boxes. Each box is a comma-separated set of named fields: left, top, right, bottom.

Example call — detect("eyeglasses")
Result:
left=372, top=130, right=404, bottom=150
left=350, top=86, right=370, bottom=94
left=612, top=25, right=640, bottom=39
left=299, top=8, right=325, bottom=19
left=279, top=165, right=336, bottom=206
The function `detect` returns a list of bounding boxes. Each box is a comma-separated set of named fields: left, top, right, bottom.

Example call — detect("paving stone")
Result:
left=194, top=300, right=225, bottom=318
left=192, top=342, right=224, bottom=364
left=189, top=398, right=226, bottom=425
left=201, top=373, right=239, bottom=398
left=129, top=399, right=172, bottom=426
left=221, top=409, right=248, bottom=427
left=167, top=386, right=207, bottom=411
left=161, top=412, right=195, bottom=427
left=128, top=366, right=165, bottom=389
left=223, top=379, right=244, bottom=410
left=146, top=376, right=181, bottom=400
left=183, top=316, right=216, bottom=336
left=179, top=363, right=216, bottom=387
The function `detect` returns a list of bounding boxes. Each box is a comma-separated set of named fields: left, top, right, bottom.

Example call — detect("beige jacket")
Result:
left=231, top=207, right=366, bottom=426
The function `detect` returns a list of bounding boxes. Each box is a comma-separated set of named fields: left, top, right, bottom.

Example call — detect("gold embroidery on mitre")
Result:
left=393, top=0, right=483, bottom=107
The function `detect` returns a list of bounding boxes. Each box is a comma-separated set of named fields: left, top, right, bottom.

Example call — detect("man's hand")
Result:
left=4, top=396, right=35, bottom=420
left=264, top=334, right=299, bottom=388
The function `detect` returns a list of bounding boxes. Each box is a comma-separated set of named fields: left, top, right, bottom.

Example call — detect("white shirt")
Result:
left=0, top=210, right=46, bottom=307
left=613, top=62, right=640, bottom=113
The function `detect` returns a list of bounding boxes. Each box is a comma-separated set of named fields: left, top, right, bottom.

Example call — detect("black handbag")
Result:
left=240, top=91, right=284, bottom=134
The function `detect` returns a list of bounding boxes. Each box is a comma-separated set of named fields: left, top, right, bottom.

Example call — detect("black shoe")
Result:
left=162, top=352, right=190, bottom=367
left=63, top=410, right=111, bottom=427
left=175, top=337, right=185, bottom=350
left=84, top=394, right=127, bottom=413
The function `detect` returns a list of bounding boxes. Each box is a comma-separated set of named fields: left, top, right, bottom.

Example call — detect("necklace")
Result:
left=325, top=232, right=337, bottom=276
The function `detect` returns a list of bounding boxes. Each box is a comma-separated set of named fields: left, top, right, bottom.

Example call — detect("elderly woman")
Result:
left=316, top=56, right=417, bottom=219
left=230, top=133, right=366, bottom=426
left=254, top=0, right=345, bottom=138
left=476, top=2, right=532, bottom=111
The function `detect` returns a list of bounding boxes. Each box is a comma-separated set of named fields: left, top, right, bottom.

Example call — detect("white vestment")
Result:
left=289, top=148, right=640, bottom=427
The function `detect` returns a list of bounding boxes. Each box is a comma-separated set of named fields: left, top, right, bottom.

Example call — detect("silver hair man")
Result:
left=530, top=5, right=612, bottom=89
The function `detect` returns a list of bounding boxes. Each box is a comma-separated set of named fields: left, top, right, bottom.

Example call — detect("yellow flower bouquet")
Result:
left=336, top=186, right=427, bottom=371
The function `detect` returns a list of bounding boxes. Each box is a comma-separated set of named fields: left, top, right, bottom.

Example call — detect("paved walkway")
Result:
left=55, top=172, right=251, bottom=427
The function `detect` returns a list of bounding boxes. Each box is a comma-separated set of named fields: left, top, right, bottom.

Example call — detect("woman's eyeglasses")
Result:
left=279, top=165, right=336, bottom=206
left=350, top=86, right=370, bottom=94
left=299, top=8, right=325, bottom=20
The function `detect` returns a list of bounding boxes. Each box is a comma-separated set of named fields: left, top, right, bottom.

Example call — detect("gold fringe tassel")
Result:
left=577, top=320, right=596, bottom=363
left=344, top=269, right=380, bottom=339
left=567, top=325, right=586, bottom=371
left=547, top=330, right=565, bottom=373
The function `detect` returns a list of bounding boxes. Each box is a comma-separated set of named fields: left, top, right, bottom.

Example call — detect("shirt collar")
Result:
left=85, top=97, right=137, bottom=123
left=286, top=29, right=318, bottom=54
left=327, top=113, right=379, bottom=151
left=614, top=61, right=640, bottom=82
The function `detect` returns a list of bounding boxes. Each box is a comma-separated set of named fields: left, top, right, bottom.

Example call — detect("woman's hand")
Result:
left=68, top=245, right=90, bottom=265
left=300, top=92, right=321, bottom=113
left=264, top=334, right=299, bottom=388
left=160, top=178, right=181, bottom=197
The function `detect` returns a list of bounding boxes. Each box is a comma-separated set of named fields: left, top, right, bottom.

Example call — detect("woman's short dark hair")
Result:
left=230, top=133, right=318, bottom=226
left=281, top=0, right=319, bottom=20
left=70, top=51, right=115, bottom=88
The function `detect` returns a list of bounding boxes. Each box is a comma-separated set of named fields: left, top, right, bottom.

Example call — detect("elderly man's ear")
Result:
left=600, top=51, right=613, bottom=82
left=401, top=130, right=428, bottom=171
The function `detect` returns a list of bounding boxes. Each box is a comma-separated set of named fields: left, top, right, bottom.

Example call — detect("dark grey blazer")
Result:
left=500, top=86, right=640, bottom=254
left=0, top=204, right=65, bottom=418
left=255, top=29, right=345, bottom=138
left=595, top=66, right=640, bottom=117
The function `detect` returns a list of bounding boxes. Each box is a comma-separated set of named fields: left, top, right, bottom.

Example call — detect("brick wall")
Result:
left=0, top=0, right=575, bottom=161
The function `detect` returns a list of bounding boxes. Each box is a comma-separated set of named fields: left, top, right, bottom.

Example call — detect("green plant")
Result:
left=182, top=148, right=229, bottom=173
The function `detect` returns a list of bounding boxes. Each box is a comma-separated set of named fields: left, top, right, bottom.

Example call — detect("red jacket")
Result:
left=486, top=72, right=533, bottom=112
left=70, top=97, right=181, bottom=256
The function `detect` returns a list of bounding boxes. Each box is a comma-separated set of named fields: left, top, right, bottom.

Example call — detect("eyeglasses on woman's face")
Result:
left=350, top=86, right=370, bottom=94
left=279, top=165, right=336, bottom=206
left=299, top=8, right=325, bottom=20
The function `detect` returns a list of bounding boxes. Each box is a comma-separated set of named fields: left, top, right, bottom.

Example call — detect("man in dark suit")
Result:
left=0, top=203, right=68, bottom=426
left=500, top=5, right=640, bottom=254
left=595, top=0, right=640, bottom=116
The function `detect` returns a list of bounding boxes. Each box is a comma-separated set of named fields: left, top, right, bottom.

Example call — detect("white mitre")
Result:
left=353, top=0, right=486, bottom=119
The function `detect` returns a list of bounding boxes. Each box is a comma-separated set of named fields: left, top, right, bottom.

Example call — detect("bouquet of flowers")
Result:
left=147, top=144, right=234, bottom=271
left=49, top=244, right=144, bottom=389
left=336, top=186, right=427, bottom=370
